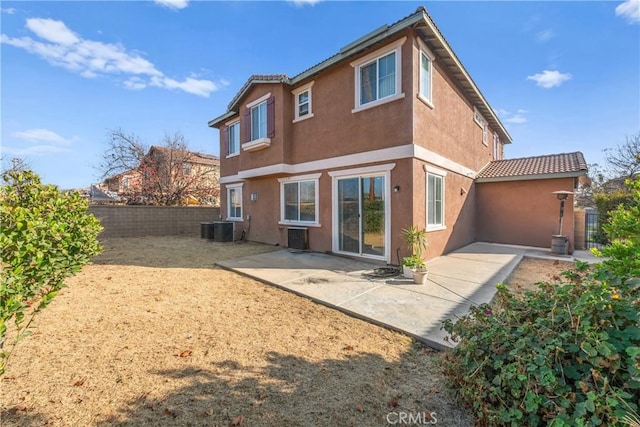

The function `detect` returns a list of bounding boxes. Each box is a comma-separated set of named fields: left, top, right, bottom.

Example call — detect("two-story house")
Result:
left=209, top=7, right=587, bottom=263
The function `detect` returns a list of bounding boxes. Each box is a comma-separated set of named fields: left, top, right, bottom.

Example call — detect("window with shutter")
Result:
left=241, top=92, right=273, bottom=152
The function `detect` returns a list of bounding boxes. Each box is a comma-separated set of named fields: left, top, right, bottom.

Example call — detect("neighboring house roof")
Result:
left=148, top=146, right=220, bottom=166
left=90, top=185, right=120, bottom=202
left=476, top=152, right=588, bottom=183
left=208, top=6, right=512, bottom=144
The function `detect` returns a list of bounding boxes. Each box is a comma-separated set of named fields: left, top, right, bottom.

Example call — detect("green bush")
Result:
left=593, top=190, right=635, bottom=245
left=0, top=170, right=102, bottom=374
left=443, top=177, right=640, bottom=426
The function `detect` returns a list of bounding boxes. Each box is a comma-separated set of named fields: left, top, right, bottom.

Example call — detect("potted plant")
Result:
left=402, top=255, right=422, bottom=278
left=400, top=226, right=429, bottom=282
left=412, top=257, right=429, bottom=285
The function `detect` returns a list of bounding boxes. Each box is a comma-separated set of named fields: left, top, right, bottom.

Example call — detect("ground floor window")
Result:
left=278, top=174, right=320, bottom=225
left=426, top=170, right=445, bottom=230
left=226, top=183, right=243, bottom=220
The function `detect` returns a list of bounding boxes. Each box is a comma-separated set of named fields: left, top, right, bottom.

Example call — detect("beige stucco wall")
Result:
left=476, top=178, right=577, bottom=251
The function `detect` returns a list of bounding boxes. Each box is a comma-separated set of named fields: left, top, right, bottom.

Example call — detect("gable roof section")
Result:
left=208, top=6, right=512, bottom=144
left=476, top=152, right=588, bottom=183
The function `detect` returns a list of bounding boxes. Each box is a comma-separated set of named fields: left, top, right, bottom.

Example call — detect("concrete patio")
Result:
left=217, top=242, right=600, bottom=350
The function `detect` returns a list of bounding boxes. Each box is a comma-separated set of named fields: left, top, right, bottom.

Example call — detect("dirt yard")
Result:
left=1, top=237, right=575, bottom=426
left=1, top=237, right=472, bottom=427
left=503, top=257, right=575, bottom=297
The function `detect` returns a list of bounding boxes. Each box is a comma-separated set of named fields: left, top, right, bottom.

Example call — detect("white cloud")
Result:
left=26, top=17, right=79, bottom=45
left=150, top=75, right=221, bottom=97
left=4, top=128, right=75, bottom=156
left=154, top=0, right=189, bottom=10
left=535, top=29, right=555, bottom=42
left=497, top=109, right=528, bottom=125
left=616, top=0, right=640, bottom=23
left=12, top=128, right=73, bottom=145
left=1, top=17, right=224, bottom=97
left=527, top=70, right=572, bottom=88
left=1, top=7, right=16, bottom=14
left=287, top=0, right=322, bottom=6
left=123, top=77, right=147, bottom=90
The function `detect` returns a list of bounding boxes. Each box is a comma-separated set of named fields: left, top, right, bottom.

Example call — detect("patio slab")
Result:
left=217, top=242, right=601, bottom=350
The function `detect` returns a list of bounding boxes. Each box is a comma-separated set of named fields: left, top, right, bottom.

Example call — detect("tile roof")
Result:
left=227, top=74, right=290, bottom=111
left=476, top=152, right=588, bottom=182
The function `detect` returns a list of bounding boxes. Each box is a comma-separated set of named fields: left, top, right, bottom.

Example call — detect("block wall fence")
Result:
left=88, top=206, right=221, bottom=238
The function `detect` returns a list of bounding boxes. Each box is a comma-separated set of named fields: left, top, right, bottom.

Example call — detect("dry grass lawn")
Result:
left=1, top=237, right=575, bottom=426
left=1, top=236, right=472, bottom=427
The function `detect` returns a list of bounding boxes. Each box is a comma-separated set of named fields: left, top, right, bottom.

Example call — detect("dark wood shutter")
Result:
left=243, top=109, right=251, bottom=143
left=267, top=96, right=275, bottom=139
left=221, top=126, right=228, bottom=156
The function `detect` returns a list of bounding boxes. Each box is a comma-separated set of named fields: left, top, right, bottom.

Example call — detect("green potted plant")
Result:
left=400, top=226, right=429, bottom=282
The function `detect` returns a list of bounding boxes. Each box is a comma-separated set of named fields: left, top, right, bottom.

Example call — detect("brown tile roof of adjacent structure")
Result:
left=476, top=152, right=588, bottom=182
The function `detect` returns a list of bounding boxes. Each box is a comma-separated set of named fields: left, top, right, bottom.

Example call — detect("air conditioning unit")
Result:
left=288, top=227, right=309, bottom=250
left=213, top=222, right=234, bottom=242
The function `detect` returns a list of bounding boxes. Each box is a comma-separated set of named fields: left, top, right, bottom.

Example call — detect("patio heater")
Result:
left=551, top=190, right=574, bottom=254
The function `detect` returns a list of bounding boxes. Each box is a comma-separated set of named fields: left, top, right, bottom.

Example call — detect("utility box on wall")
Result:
left=287, top=227, right=309, bottom=250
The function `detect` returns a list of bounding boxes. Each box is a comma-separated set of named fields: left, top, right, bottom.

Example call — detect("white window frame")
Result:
left=424, top=165, right=446, bottom=232
left=493, top=133, right=501, bottom=160
left=244, top=93, right=271, bottom=150
left=277, top=173, right=321, bottom=227
left=226, top=182, right=244, bottom=221
left=351, top=37, right=406, bottom=113
left=292, top=81, right=314, bottom=123
left=226, top=120, right=240, bottom=157
left=474, top=107, right=488, bottom=146
left=418, top=39, right=435, bottom=108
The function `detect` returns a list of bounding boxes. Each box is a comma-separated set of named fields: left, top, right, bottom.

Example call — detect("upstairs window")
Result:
left=227, top=121, right=240, bottom=156
left=251, top=101, right=267, bottom=141
left=351, top=37, right=405, bottom=112
left=292, top=81, right=314, bottom=122
left=419, top=50, right=433, bottom=104
left=493, top=133, right=501, bottom=160
left=360, top=52, right=396, bottom=105
left=474, top=108, right=488, bottom=146
left=243, top=93, right=275, bottom=151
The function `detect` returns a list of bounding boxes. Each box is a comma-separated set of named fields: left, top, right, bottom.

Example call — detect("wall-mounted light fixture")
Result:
left=250, top=192, right=258, bottom=201
left=460, top=187, right=467, bottom=195
left=393, top=185, right=400, bottom=193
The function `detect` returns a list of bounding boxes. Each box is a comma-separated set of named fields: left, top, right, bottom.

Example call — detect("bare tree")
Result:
left=604, top=132, right=640, bottom=180
left=98, top=129, right=220, bottom=206
left=98, top=128, right=147, bottom=179
left=1, top=157, right=31, bottom=174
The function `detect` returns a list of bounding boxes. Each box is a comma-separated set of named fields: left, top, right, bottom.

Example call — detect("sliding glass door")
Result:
left=336, top=175, right=386, bottom=258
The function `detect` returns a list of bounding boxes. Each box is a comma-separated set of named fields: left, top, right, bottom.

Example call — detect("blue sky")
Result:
left=1, top=0, right=639, bottom=189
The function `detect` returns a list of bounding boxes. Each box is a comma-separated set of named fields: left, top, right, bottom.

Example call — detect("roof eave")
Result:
left=412, top=12, right=512, bottom=144
left=291, top=13, right=424, bottom=85
left=475, top=170, right=587, bottom=183
left=208, top=111, right=237, bottom=128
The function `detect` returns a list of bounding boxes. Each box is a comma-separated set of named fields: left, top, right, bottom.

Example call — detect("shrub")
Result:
left=0, top=170, right=102, bottom=374
left=593, top=190, right=635, bottom=245
left=443, top=177, right=640, bottom=426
